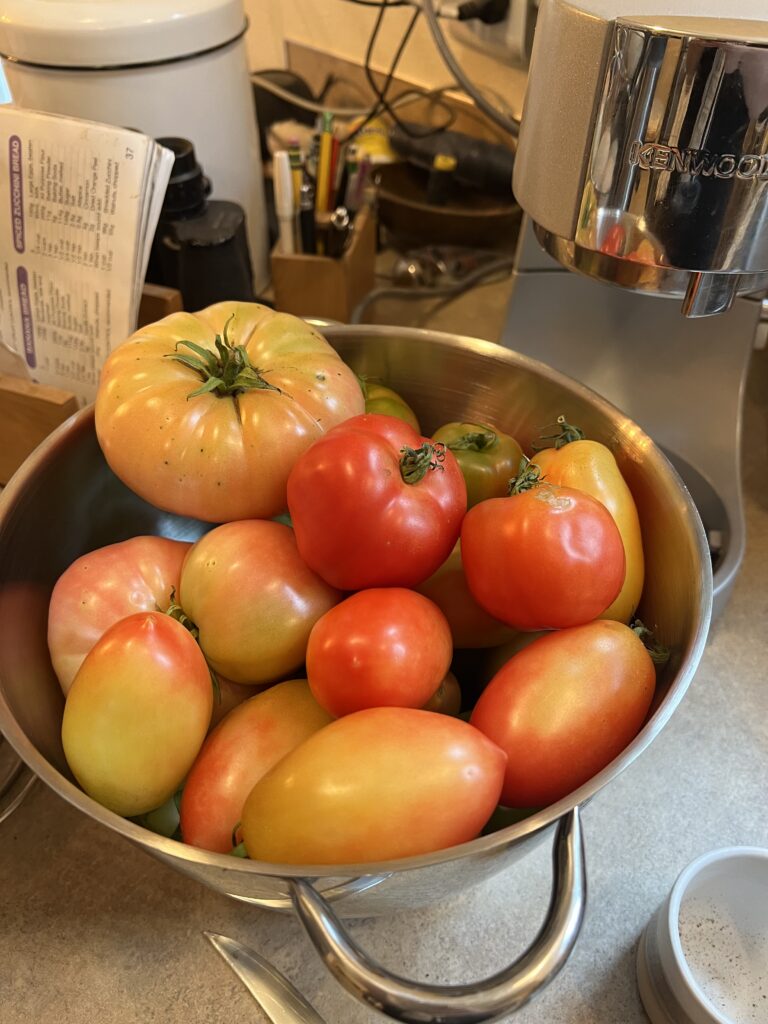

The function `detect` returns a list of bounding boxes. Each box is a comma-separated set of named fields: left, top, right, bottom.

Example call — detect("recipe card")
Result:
left=0, top=106, right=173, bottom=403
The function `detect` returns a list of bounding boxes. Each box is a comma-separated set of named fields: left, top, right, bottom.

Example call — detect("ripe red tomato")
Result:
left=461, top=475, right=625, bottom=630
left=179, top=520, right=340, bottom=685
left=180, top=679, right=333, bottom=853
left=286, top=413, right=467, bottom=590
left=470, top=621, right=656, bottom=807
left=47, top=536, right=190, bottom=694
left=241, top=707, right=507, bottom=864
left=306, top=589, right=453, bottom=717
left=61, top=612, right=213, bottom=817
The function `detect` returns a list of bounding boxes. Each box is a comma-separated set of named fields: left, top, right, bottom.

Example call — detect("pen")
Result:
left=327, top=206, right=351, bottom=258
left=288, top=143, right=303, bottom=213
left=273, top=150, right=295, bottom=255
left=299, top=178, right=317, bottom=255
left=315, top=111, right=334, bottom=217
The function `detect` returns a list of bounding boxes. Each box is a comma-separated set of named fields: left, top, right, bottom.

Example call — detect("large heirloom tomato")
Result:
left=306, top=589, right=452, bottom=716
left=62, top=613, right=213, bottom=817
left=532, top=419, right=644, bottom=624
left=95, top=302, right=364, bottom=523
left=180, top=679, right=333, bottom=853
left=287, top=414, right=467, bottom=590
left=470, top=621, right=656, bottom=807
left=241, top=707, right=506, bottom=864
left=461, top=465, right=625, bottom=631
left=47, top=536, right=190, bottom=694
left=179, top=520, right=340, bottom=685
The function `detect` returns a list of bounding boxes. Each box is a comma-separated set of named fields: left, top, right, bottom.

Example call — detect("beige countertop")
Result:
left=2, top=277, right=767, bottom=1024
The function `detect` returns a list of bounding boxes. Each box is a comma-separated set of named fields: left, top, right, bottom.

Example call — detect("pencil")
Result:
left=315, top=111, right=334, bottom=216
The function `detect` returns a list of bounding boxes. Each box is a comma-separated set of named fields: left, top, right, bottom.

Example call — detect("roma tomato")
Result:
left=306, top=589, right=452, bottom=716
left=180, top=679, right=333, bottom=853
left=362, top=381, right=420, bottom=432
left=461, top=465, right=625, bottom=630
left=416, top=542, right=517, bottom=649
left=470, top=621, right=655, bottom=807
left=287, top=414, right=467, bottom=590
left=47, top=536, right=190, bottom=694
left=241, top=708, right=506, bottom=864
left=431, top=422, right=523, bottom=509
left=61, top=613, right=213, bottom=817
left=423, top=671, right=462, bottom=715
left=95, top=302, right=364, bottom=523
left=532, top=419, right=644, bottom=624
left=179, top=520, right=340, bottom=685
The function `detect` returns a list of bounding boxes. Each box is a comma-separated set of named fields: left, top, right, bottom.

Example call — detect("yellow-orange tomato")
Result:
left=241, top=708, right=507, bottom=864
left=95, top=302, right=364, bottom=523
left=533, top=438, right=644, bottom=624
left=471, top=621, right=655, bottom=808
left=363, top=381, right=420, bottom=433
left=62, top=613, right=212, bottom=817
left=180, top=679, right=333, bottom=853
left=179, top=520, right=340, bottom=685
left=416, top=542, right=518, bottom=649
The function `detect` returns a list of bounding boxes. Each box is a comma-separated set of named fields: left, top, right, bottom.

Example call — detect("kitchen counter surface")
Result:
left=2, top=279, right=767, bottom=1024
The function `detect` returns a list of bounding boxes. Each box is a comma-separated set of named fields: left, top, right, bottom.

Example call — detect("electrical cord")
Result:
left=421, top=0, right=520, bottom=137
left=351, top=256, right=515, bottom=323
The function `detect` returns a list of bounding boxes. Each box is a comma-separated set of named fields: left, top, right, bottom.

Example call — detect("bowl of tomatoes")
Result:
left=0, top=305, right=711, bottom=1021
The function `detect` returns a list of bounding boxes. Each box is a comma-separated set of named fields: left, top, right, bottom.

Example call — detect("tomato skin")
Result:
left=180, top=679, right=333, bottom=853
left=61, top=613, right=213, bottom=817
left=241, top=707, right=506, bottom=864
left=532, top=440, right=644, bottom=624
left=470, top=621, right=655, bottom=807
left=431, top=422, right=523, bottom=509
left=423, top=671, right=462, bottom=715
left=416, top=541, right=518, bottom=648
left=287, top=414, right=467, bottom=590
left=95, top=302, right=364, bottom=523
left=461, top=482, right=625, bottom=630
left=363, top=382, right=420, bottom=433
left=179, top=520, right=340, bottom=685
left=47, top=536, right=191, bottom=695
left=306, top=589, right=452, bottom=717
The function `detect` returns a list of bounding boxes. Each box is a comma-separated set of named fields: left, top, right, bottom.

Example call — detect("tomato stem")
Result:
left=533, top=414, right=586, bottom=450
left=446, top=428, right=497, bottom=453
left=165, top=588, right=221, bottom=701
left=400, top=442, right=446, bottom=484
left=508, top=456, right=543, bottom=495
left=631, top=619, right=671, bottom=665
left=165, top=315, right=282, bottom=400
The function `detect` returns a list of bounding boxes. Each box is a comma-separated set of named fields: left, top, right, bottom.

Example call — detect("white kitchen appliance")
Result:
left=0, top=0, right=269, bottom=293
left=467, top=0, right=768, bottom=617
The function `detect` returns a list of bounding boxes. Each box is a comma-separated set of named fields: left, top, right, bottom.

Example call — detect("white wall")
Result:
left=242, top=0, right=527, bottom=119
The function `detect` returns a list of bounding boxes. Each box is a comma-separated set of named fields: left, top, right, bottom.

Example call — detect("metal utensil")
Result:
left=205, top=931, right=326, bottom=1024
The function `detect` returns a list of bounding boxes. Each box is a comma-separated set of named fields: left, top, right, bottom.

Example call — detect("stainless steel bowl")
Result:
left=0, top=325, right=712, bottom=1023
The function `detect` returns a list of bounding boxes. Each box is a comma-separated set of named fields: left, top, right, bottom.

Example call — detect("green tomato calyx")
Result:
left=166, top=316, right=282, bottom=400
left=508, top=456, right=543, bottom=495
left=164, top=588, right=221, bottom=701
left=446, top=428, right=497, bottom=453
left=631, top=619, right=671, bottom=665
left=400, top=442, right=446, bottom=484
left=534, top=414, right=585, bottom=450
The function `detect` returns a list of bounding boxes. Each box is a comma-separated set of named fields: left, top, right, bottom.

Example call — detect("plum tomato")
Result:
left=61, top=612, right=213, bottom=817
left=470, top=620, right=656, bottom=808
left=241, top=707, right=507, bottom=864
left=180, top=679, right=333, bottom=853
left=286, top=413, right=467, bottom=590
left=306, top=589, right=453, bottom=717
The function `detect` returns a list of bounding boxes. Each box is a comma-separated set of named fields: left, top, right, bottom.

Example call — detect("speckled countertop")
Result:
left=1, top=280, right=767, bottom=1024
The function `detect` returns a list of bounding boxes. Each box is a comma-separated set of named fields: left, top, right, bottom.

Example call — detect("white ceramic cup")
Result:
left=637, top=846, right=768, bottom=1024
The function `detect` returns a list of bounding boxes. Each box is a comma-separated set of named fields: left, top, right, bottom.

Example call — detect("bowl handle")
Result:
left=288, top=807, right=586, bottom=1023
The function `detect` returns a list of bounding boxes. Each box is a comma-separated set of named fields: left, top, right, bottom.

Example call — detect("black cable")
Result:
left=342, top=0, right=412, bottom=6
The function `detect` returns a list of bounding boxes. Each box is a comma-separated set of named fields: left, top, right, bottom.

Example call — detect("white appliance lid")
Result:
left=0, top=0, right=247, bottom=69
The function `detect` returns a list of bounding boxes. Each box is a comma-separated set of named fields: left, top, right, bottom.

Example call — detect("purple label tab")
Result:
left=16, top=267, right=35, bottom=368
left=9, top=135, right=24, bottom=254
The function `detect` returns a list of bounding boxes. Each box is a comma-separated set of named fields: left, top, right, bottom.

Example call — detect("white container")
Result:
left=637, top=847, right=768, bottom=1024
left=0, top=0, right=269, bottom=293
